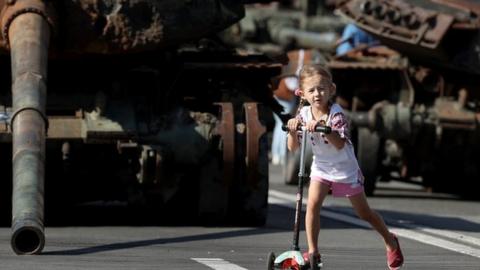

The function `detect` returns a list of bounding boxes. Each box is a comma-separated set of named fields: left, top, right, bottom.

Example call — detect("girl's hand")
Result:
left=305, top=120, right=320, bottom=132
left=287, top=118, right=302, bottom=134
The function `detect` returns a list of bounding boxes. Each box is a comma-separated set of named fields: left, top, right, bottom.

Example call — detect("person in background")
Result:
left=271, top=49, right=309, bottom=165
left=336, top=23, right=378, bottom=55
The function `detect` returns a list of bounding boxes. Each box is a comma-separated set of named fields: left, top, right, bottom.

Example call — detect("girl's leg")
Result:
left=348, top=192, right=397, bottom=251
left=305, top=181, right=330, bottom=254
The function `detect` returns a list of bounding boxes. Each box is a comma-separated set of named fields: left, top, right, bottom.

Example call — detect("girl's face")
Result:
left=301, top=75, right=335, bottom=109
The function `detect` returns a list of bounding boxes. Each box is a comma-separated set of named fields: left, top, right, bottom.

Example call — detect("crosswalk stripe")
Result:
left=269, top=190, right=480, bottom=259
left=192, top=258, right=249, bottom=270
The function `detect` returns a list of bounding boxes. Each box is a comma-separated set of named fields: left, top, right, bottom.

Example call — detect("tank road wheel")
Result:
left=356, top=127, right=380, bottom=196
left=196, top=103, right=233, bottom=224
left=229, top=102, right=269, bottom=226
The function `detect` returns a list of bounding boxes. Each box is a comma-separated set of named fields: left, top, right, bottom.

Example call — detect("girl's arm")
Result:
left=325, top=112, right=349, bottom=150
left=324, top=132, right=346, bottom=150
left=286, top=118, right=302, bottom=152
left=287, top=131, right=299, bottom=152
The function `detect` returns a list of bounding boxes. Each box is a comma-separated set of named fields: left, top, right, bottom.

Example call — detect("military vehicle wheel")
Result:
left=233, top=130, right=269, bottom=226
left=227, top=103, right=269, bottom=226
left=356, top=127, right=380, bottom=196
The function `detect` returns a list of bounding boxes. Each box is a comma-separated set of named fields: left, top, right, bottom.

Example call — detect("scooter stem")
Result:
left=292, top=129, right=308, bottom=250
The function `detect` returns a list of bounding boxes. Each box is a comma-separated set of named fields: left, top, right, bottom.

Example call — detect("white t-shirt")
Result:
left=297, top=103, right=361, bottom=183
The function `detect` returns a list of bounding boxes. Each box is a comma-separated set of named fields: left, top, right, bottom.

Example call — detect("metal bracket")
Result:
left=214, top=102, right=235, bottom=186
left=244, top=102, right=266, bottom=188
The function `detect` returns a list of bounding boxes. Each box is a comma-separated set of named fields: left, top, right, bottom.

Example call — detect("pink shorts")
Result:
left=311, top=176, right=364, bottom=197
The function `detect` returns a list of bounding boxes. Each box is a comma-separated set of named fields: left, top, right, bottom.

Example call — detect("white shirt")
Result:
left=298, top=104, right=361, bottom=183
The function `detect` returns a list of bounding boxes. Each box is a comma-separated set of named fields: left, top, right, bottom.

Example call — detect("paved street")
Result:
left=0, top=164, right=479, bottom=269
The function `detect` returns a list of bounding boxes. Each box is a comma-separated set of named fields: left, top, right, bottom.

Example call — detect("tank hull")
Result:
left=0, top=0, right=281, bottom=255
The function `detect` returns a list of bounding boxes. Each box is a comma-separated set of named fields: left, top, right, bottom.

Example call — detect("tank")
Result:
left=0, top=0, right=283, bottom=255
left=329, top=0, right=480, bottom=196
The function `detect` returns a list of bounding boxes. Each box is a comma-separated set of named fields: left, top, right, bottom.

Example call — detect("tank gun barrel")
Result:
left=5, top=4, right=51, bottom=255
left=241, top=0, right=277, bottom=3
left=270, top=26, right=338, bottom=51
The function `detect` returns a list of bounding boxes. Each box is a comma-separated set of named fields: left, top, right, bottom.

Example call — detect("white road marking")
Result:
left=390, top=228, right=480, bottom=258
left=192, top=258, right=248, bottom=270
left=403, top=224, right=480, bottom=247
left=269, top=190, right=480, bottom=259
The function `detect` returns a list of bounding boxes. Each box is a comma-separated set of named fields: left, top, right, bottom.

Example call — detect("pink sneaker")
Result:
left=302, top=252, right=322, bottom=270
left=387, top=234, right=404, bottom=270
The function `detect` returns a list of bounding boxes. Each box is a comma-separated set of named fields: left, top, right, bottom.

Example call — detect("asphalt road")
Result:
left=0, top=164, right=479, bottom=269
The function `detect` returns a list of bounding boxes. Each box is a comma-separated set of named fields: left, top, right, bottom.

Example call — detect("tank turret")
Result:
left=0, top=0, right=282, bottom=255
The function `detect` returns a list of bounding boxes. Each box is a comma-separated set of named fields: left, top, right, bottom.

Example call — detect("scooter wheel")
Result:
left=267, top=252, right=275, bottom=270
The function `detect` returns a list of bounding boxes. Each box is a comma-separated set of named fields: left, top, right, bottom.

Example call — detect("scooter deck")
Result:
left=271, top=250, right=323, bottom=269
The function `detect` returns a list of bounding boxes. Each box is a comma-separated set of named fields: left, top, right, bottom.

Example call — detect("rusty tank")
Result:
left=0, top=0, right=284, bottom=255
left=329, top=0, right=480, bottom=196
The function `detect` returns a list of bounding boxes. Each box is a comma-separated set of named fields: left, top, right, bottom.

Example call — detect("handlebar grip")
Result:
left=314, top=125, right=332, bottom=134
left=282, top=125, right=332, bottom=134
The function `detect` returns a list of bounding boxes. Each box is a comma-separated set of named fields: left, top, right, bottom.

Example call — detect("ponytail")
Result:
left=295, top=98, right=307, bottom=120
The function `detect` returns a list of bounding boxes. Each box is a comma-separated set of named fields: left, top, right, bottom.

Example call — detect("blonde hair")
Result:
left=298, top=64, right=333, bottom=90
left=295, top=64, right=334, bottom=117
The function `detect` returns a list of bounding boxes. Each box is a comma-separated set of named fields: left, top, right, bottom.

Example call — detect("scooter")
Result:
left=267, top=125, right=331, bottom=270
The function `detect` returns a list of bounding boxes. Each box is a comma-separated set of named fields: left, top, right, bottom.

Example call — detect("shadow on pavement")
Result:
left=325, top=205, right=480, bottom=233
left=40, top=203, right=356, bottom=256
left=41, top=228, right=272, bottom=256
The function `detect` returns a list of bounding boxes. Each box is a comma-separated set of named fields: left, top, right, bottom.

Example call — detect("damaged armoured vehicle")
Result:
left=331, top=0, right=480, bottom=196
left=0, top=0, right=283, bottom=255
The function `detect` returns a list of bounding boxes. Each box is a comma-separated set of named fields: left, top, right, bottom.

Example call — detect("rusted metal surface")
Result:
left=0, top=0, right=247, bottom=53
left=328, top=45, right=408, bottom=70
left=0, top=115, right=84, bottom=140
left=0, top=0, right=56, bottom=48
left=336, top=0, right=454, bottom=49
left=214, top=102, right=235, bottom=187
left=57, top=0, right=244, bottom=54
left=9, top=9, right=49, bottom=255
left=244, top=102, right=266, bottom=187
left=431, top=0, right=480, bottom=29
left=183, top=61, right=283, bottom=70
left=84, top=112, right=133, bottom=143
left=181, top=48, right=283, bottom=72
left=335, top=0, right=480, bottom=74
left=434, top=97, right=477, bottom=130
left=328, top=58, right=407, bottom=70
left=47, top=117, right=83, bottom=139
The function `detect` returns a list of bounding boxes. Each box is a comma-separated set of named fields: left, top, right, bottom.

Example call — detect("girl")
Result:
left=286, top=64, right=404, bottom=270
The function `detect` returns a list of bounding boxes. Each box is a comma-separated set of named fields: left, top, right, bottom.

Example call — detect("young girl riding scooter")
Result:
left=286, top=64, right=404, bottom=270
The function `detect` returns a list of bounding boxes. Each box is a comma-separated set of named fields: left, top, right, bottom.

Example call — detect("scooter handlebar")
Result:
left=282, top=125, right=332, bottom=134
